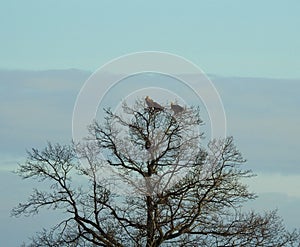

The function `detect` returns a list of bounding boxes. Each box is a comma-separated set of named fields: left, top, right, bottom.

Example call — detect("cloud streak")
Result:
left=0, top=69, right=299, bottom=245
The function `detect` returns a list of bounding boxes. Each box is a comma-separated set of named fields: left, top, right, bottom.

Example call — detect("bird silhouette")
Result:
left=145, top=96, right=164, bottom=111
left=145, top=139, right=151, bottom=150
left=171, top=102, right=184, bottom=114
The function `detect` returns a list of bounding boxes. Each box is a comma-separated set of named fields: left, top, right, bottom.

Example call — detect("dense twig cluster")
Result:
left=13, top=99, right=300, bottom=246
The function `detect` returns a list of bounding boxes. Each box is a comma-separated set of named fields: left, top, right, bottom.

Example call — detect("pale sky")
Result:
left=0, top=1, right=299, bottom=246
left=0, top=0, right=299, bottom=77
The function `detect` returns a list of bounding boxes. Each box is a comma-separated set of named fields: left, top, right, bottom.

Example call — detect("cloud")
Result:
left=246, top=173, right=300, bottom=198
left=0, top=169, right=64, bottom=246
left=0, top=69, right=299, bottom=173
left=212, top=76, right=300, bottom=175
left=245, top=191, right=300, bottom=230
left=0, top=69, right=90, bottom=155
left=0, top=69, right=299, bottom=245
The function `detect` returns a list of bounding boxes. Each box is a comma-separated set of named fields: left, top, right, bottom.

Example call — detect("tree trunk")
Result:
left=146, top=195, right=155, bottom=247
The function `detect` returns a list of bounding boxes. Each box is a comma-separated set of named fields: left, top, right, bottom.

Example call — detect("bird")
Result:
left=145, top=139, right=151, bottom=150
left=171, top=102, right=184, bottom=114
left=145, top=96, right=164, bottom=111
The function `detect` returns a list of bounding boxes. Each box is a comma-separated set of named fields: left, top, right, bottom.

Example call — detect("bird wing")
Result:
left=152, top=101, right=163, bottom=109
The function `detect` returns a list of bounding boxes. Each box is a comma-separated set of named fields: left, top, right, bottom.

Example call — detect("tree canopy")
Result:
left=13, top=99, right=300, bottom=246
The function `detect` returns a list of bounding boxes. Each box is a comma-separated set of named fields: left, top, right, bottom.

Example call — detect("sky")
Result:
left=0, top=1, right=300, bottom=246
left=1, top=0, right=300, bottom=77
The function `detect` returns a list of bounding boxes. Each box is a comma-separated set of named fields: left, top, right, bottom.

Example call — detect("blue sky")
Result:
left=0, top=1, right=300, bottom=246
left=1, top=0, right=300, bottom=77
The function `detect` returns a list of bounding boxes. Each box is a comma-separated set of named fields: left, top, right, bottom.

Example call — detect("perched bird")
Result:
left=145, top=96, right=164, bottom=111
left=171, top=102, right=184, bottom=114
left=145, top=139, right=151, bottom=150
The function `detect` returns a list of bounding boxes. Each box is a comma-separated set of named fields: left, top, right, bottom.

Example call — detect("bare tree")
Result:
left=12, top=99, right=300, bottom=246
